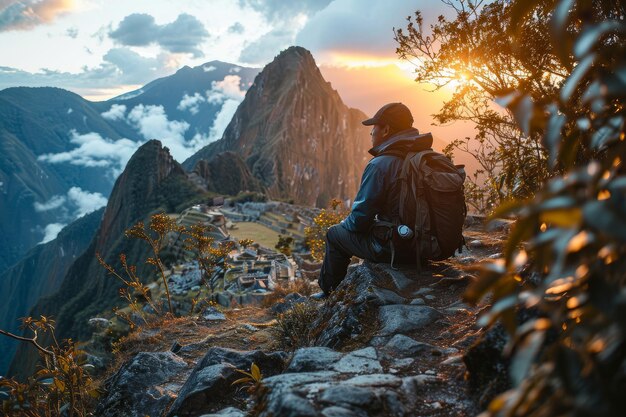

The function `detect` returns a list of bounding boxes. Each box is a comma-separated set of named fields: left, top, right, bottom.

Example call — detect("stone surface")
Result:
left=377, top=305, right=444, bottom=336
left=168, top=348, right=286, bottom=417
left=202, top=306, right=226, bottom=321
left=332, top=348, right=383, bottom=374
left=345, top=374, right=402, bottom=387
left=409, top=298, right=425, bottom=305
left=287, top=347, right=343, bottom=372
left=198, top=407, right=246, bottom=417
left=320, top=385, right=382, bottom=409
left=384, top=334, right=438, bottom=357
left=96, top=351, right=187, bottom=417
left=369, top=287, right=408, bottom=305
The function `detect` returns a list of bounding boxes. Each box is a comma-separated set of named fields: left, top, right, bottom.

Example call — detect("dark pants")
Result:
left=318, top=224, right=391, bottom=294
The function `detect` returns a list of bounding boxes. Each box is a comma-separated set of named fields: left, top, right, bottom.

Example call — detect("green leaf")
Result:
left=584, top=200, right=626, bottom=240
left=575, top=21, right=626, bottom=59
left=511, top=330, right=546, bottom=386
left=561, top=54, right=595, bottom=102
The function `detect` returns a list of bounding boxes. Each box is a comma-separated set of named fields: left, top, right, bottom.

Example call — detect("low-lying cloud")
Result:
left=110, top=13, right=209, bottom=57
left=0, top=0, right=75, bottom=32
left=37, top=130, right=140, bottom=178
left=101, top=104, right=127, bottom=121
left=36, top=186, right=108, bottom=243
left=177, top=93, right=205, bottom=115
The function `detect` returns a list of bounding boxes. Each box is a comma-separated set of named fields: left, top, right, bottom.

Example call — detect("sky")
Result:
left=0, top=0, right=472, bottom=137
left=1, top=0, right=481, bottom=242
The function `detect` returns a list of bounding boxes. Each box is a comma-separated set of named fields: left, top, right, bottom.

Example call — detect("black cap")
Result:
left=362, top=102, right=413, bottom=130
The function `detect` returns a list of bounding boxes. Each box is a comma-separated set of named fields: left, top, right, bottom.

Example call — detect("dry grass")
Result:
left=272, top=301, right=319, bottom=350
left=262, top=278, right=317, bottom=308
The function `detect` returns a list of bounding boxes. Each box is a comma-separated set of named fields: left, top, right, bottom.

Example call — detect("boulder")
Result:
left=167, top=348, right=286, bottom=417
left=96, top=351, right=187, bottom=417
left=377, top=305, right=444, bottom=336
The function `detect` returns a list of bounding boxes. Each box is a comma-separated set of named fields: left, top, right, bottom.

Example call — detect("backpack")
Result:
left=379, top=148, right=467, bottom=268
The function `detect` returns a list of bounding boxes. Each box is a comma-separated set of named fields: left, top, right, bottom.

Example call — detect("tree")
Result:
left=395, top=0, right=565, bottom=211
left=465, top=0, right=626, bottom=415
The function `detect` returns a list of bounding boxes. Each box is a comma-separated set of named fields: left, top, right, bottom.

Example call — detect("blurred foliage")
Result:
left=462, top=0, right=626, bottom=416
left=275, top=235, right=294, bottom=256
left=0, top=316, right=97, bottom=416
left=396, top=0, right=563, bottom=213
left=304, top=198, right=349, bottom=261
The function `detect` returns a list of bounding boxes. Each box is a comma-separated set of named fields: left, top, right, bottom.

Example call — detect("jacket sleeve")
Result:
left=341, top=161, right=385, bottom=233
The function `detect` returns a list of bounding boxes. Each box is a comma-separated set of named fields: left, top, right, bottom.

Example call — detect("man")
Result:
left=316, top=102, right=433, bottom=296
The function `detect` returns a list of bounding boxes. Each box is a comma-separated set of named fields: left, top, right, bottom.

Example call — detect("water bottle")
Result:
left=397, top=225, right=414, bottom=240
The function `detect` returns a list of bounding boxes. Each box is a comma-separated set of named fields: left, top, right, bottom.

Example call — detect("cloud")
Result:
left=239, top=0, right=333, bottom=23
left=40, top=223, right=65, bottom=244
left=228, top=22, right=244, bottom=34
left=177, top=92, right=205, bottom=115
left=110, top=13, right=209, bottom=57
left=37, top=186, right=107, bottom=243
left=207, top=75, right=246, bottom=104
left=66, top=186, right=107, bottom=217
left=295, top=0, right=445, bottom=60
left=208, top=98, right=240, bottom=142
left=239, top=27, right=296, bottom=64
left=101, top=104, right=127, bottom=121
left=127, top=104, right=193, bottom=161
left=65, top=26, right=77, bottom=38
left=0, top=47, right=175, bottom=97
left=203, top=65, right=216, bottom=72
left=37, top=130, right=140, bottom=178
left=0, top=0, right=75, bottom=32
left=34, top=194, right=66, bottom=212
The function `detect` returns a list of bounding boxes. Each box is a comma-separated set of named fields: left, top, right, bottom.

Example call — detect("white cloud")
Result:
left=207, top=75, right=246, bottom=104
left=209, top=98, right=240, bottom=142
left=203, top=65, right=216, bottom=72
left=101, top=104, right=127, bottom=121
left=34, top=194, right=66, bottom=212
left=40, top=223, right=66, bottom=244
left=0, top=0, right=75, bottom=32
left=37, top=186, right=107, bottom=244
left=127, top=104, right=193, bottom=161
left=177, top=92, right=205, bottom=115
left=37, top=130, right=141, bottom=178
left=67, top=186, right=107, bottom=217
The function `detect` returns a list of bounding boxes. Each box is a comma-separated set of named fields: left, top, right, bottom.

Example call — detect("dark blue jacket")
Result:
left=341, top=128, right=433, bottom=233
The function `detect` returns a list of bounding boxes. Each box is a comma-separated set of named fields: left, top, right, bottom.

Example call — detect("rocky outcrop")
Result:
left=9, top=140, right=205, bottom=378
left=192, top=151, right=264, bottom=196
left=184, top=46, right=372, bottom=207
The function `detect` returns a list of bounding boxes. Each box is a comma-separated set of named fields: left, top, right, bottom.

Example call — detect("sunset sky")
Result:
left=0, top=0, right=474, bottom=146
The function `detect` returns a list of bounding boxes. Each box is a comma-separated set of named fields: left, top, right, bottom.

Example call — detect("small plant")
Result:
left=272, top=302, right=318, bottom=350
left=304, top=198, right=349, bottom=261
left=238, top=238, right=254, bottom=249
left=0, top=316, right=97, bottom=417
left=275, top=235, right=294, bottom=256
left=232, top=363, right=263, bottom=393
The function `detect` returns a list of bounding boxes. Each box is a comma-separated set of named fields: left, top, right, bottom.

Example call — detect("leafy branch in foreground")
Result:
left=305, top=198, right=349, bottom=261
left=465, top=1, right=626, bottom=416
left=0, top=316, right=97, bottom=417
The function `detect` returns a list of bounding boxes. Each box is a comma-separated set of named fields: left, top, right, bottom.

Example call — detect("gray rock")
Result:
left=369, top=287, right=408, bottom=305
left=96, top=351, right=187, bottom=417
left=384, top=391, right=406, bottom=417
left=468, top=239, right=484, bottom=248
left=378, top=305, right=444, bottom=336
left=345, top=374, right=402, bottom=387
left=384, top=334, right=438, bottom=357
left=287, top=347, right=343, bottom=372
left=198, top=407, right=245, bottom=417
left=322, top=406, right=365, bottom=417
left=202, top=306, right=226, bottom=321
left=333, top=350, right=383, bottom=374
left=260, top=392, right=318, bottom=417
left=413, top=287, right=433, bottom=296
left=320, top=385, right=381, bottom=409
left=168, top=348, right=286, bottom=417
left=409, top=298, right=425, bottom=305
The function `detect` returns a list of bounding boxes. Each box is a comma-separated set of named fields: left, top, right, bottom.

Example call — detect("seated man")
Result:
left=317, top=102, right=433, bottom=296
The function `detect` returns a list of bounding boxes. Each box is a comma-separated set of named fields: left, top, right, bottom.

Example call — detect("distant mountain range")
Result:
left=0, top=61, right=258, bottom=274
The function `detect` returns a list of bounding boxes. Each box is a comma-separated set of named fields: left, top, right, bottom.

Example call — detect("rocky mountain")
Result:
left=0, top=62, right=258, bottom=275
left=192, top=151, right=264, bottom=196
left=184, top=46, right=372, bottom=207
left=0, top=87, right=134, bottom=273
left=9, top=140, right=207, bottom=378
left=0, top=207, right=104, bottom=375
